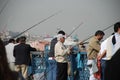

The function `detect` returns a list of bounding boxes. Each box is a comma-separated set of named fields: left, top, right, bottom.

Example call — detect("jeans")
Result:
left=101, top=59, right=106, bottom=80
left=47, top=59, right=57, bottom=80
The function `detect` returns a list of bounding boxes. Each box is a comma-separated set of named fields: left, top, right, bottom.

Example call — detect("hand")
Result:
left=78, top=41, right=83, bottom=45
left=68, top=45, right=72, bottom=50
left=97, top=55, right=101, bottom=60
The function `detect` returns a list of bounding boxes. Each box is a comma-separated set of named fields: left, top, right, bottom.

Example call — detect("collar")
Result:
left=115, top=33, right=120, bottom=37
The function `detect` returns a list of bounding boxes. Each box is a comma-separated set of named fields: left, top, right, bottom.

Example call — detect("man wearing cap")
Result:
left=55, top=34, right=71, bottom=80
left=47, top=30, right=65, bottom=80
left=14, top=36, right=36, bottom=80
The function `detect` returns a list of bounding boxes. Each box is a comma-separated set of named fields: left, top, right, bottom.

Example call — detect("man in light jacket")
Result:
left=55, top=34, right=71, bottom=80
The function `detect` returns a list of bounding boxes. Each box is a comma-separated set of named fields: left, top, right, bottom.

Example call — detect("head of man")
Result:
left=57, top=34, right=66, bottom=43
left=16, top=37, right=20, bottom=43
left=19, top=36, right=26, bottom=43
left=95, top=30, right=105, bottom=41
left=57, top=30, right=65, bottom=35
left=8, top=38, right=15, bottom=43
left=114, top=22, right=120, bottom=34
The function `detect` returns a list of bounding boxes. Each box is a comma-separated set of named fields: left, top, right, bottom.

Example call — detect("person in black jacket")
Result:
left=47, top=30, right=65, bottom=80
left=14, top=36, right=36, bottom=80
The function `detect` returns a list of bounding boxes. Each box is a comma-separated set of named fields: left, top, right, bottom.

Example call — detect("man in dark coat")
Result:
left=14, top=36, right=36, bottom=80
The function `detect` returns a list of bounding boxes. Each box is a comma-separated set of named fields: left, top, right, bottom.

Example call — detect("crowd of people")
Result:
left=1, top=36, right=36, bottom=80
left=0, top=22, right=120, bottom=80
left=87, top=22, right=120, bottom=80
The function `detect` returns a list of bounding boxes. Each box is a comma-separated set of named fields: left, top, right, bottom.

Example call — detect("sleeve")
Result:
left=99, top=40, right=107, bottom=54
left=99, top=50, right=106, bottom=59
left=89, top=39, right=100, bottom=52
left=98, top=40, right=107, bottom=59
left=29, top=45, right=36, bottom=51
left=49, top=38, right=57, bottom=53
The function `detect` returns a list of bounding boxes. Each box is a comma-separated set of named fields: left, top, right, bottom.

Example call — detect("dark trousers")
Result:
left=105, top=60, right=120, bottom=80
left=57, top=62, right=68, bottom=80
left=104, top=49, right=120, bottom=80
left=101, top=59, right=106, bottom=80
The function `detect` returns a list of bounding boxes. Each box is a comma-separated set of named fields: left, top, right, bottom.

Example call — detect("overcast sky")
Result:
left=0, top=0, right=120, bottom=41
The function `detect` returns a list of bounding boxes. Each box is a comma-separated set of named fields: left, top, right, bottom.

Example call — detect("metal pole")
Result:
left=82, top=23, right=116, bottom=42
left=0, top=0, right=9, bottom=15
left=67, top=22, right=83, bottom=38
left=12, top=10, right=62, bottom=38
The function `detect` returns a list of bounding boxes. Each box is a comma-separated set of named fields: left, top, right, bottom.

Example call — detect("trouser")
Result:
left=87, top=60, right=98, bottom=80
left=105, top=60, right=120, bottom=80
left=15, top=64, right=28, bottom=80
left=57, top=62, right=68, bottom=80
left=47, top=59, right=57, bottom=80
left=89, top=74, right=98, bottom=80
left=9, top=62, right=15, bottom=71
left=101, top=60, right=106, bottom=80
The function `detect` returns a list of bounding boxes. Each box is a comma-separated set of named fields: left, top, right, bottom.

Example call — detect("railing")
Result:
left=29, top=45, right=90, bottom=80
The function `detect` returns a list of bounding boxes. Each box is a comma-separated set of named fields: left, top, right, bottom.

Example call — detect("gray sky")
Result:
left=0, top=0, right=120, bottom=41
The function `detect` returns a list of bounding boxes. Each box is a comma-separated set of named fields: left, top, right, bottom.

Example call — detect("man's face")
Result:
left=118, top=28, right=120, bottom=34
left=60, top=37, right=65, bottom=43
left=98, top=35, right=104, bottom=41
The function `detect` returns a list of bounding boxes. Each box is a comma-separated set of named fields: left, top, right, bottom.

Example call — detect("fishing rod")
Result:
left=38, top=22, right=117, bottom=80
left=12, top=10, right=62, bottom=39
left=82, top=22, right=117, bottom=42
left=0, top=0, right=9, bottom=15
left=67, top=22, right=83, bottom=38
left=51, top=22, right=83, bottom=43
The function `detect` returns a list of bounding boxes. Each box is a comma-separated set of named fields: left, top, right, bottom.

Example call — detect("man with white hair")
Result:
left=47, top=30, right=65, bottom=80
left=55, top=34, right=71, bottom=80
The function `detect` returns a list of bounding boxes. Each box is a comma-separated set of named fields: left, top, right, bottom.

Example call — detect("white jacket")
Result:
left=55, top=41, right=70, bottom=63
